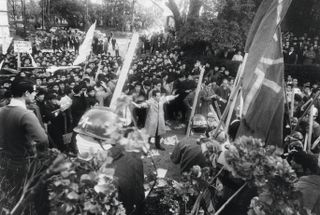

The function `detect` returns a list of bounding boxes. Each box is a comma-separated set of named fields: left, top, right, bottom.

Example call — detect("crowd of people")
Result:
left=282, top=31, right=320, bottom=65
left=1, top=27, right=320, bottom=214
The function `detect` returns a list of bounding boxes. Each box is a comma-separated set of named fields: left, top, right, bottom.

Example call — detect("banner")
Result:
left=73, top=21, right=97, bottom=65
left=14, top=41, right=32, bottom=53
left=236, top=0, right=291, bottom=147
left=109, top=33, right=139, bottom=110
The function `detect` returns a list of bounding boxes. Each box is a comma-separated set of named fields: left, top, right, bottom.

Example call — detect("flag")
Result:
left=236, top=0, right=292, bottom=147
left=28, top=53, right=38, bottom=67
left=73, top=21, right=97, bottom=66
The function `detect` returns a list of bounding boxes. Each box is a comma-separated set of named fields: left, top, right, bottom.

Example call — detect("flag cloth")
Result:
left=73, top=21, right=96, bottom=66
left=28, top=53, right=38, bottom=67
left=236, top=0, right=292, bottom=147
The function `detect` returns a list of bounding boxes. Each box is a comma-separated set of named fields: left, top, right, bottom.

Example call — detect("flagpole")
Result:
left=186, top=65, right=205, bottom=137
left=224, top=88, right=241, bottom=135
left=17, top=52, right=21, bottom=71
left=290, top=91, right=295, bottom=118
left=292, top=91, right=320, bottom=133
left=223, top=54, right=248, bottom=135
left=307, top=104, right=314, bottom=152
left=214, top=53, right=248, bottom=137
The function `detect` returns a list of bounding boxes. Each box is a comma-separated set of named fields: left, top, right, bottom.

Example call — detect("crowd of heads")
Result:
left=282, top=31, right=320, bottom=64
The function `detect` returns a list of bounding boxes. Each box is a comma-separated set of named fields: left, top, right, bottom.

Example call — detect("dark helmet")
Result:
left=73, top=106, right=123, bottom=141
left=288, top=140, right=303, bottom=152
left=192, top=114, right=208, bottom=133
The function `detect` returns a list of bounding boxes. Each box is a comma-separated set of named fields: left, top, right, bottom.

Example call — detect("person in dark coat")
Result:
left=109, top=145, right=145, bottom=215
left=73, top=107, right=145, bottom=215
left=70, top=85, right=87, bottom=128
left=171, top=138, right=210, bottom=173
left=43, top=93, right=65, bottom=151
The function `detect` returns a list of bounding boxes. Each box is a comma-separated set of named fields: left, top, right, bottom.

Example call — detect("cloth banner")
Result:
left=73, top=21, right=97, bottom=66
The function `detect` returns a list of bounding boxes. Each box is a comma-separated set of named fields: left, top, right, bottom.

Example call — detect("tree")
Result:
left=49, top=0, right=86, bottom=28
left=8, top=0, right=22, bottom=29
left=163, top=0, right=262, bottom=53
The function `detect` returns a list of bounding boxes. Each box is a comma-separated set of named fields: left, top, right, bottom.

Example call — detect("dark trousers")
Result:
left=149, top=125, right=161, bottom=149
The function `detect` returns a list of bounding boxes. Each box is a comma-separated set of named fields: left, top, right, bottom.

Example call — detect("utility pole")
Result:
left=21, top=0, right=26, bottom=36
left=42, top=0, right=44, bottom=29
left=86, top=0, right=89, bottom=30
left=131, top=0, right=135, bottom=32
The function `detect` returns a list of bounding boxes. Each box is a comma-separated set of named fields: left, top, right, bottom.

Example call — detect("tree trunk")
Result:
left=187, top=0, right=203, bottom=22
left=165, top=0, right=182, bottom=31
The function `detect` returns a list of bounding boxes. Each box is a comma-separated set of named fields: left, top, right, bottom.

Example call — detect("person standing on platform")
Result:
left=133, top=90, right=178, bottom=150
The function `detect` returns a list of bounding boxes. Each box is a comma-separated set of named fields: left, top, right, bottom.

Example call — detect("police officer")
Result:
left=73, top=107, right=145, bottom=215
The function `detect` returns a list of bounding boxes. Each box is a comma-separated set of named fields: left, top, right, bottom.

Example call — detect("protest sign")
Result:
left=14, top=40, right=32, bottom=53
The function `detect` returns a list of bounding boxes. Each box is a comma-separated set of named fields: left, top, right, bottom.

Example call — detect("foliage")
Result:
left=48, top=151, right=126, bottom=215
left=224, top=136, right=305, bottom=215
left=0, top=149, right=72, bottom=215
left=144, top=167, right=214, bottom=215
left=45, top=0, right=86, bottom=28
left=164, top=0, right=262, bottom=51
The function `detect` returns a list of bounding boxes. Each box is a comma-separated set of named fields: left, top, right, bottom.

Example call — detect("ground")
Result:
left=142, top=123, right=201, bottom=182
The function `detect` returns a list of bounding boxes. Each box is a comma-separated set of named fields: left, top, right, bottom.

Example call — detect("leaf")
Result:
left=70, top=183, right=79, bottom=192
left=80, top=174, right=92, bottom=182
left=99, top=168, right=115, bottom=179
left=61, top=170, right=71, bottom=178
left=84, top=201, right=101, bottom=213
left=67, top=191, right=79, bottom=200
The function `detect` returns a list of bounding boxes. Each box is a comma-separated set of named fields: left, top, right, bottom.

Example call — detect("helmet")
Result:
left=288, top=140, right=303, bottom=152
left=73, top=106, right=123, bottom=141
left=192, top=114, right=208, bottom=133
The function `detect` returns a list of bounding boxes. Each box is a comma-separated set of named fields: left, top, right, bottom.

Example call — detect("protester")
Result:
left=0, top=78, right=49, bottom=214
left=133, top=90, right=179, bottom=150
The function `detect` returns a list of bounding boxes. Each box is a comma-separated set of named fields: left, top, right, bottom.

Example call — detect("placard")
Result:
left=14, top=40, right=32, bottom=53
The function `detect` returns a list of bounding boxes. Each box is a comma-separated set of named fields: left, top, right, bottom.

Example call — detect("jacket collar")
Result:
left=8, top=98, right=27, bottom=110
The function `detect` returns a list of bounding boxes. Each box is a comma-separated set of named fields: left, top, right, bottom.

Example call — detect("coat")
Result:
left=109, top=146, right=145, bottom=215
left=142, top=96, right=175, bottom=136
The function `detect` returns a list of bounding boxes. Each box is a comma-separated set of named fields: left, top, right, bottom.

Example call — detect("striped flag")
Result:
left=73, top=21, right=97, bottom=66
left=236, top=0, right=291, bottom=147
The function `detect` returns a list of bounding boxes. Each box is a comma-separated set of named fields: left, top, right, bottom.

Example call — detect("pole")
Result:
left=86, top=0, right=89, bottom=29
left=131, top=0, right=135, bottom=32
left=42, top=0, right=44, bottom=29
left=214, top=53, right=248, bottom=137
left=292, top=91, right=320, bottom=133
left=290, top=90, right=295, bottom=118
left=307, top=105, right=314, bottom=152
left=17, top=52, right=21, bottom=71
left=224, top=88, right=241, bottom=135
left=186, top=65, right=205, bottom=137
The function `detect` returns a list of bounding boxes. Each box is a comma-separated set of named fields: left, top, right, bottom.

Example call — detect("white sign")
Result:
left=14, top=40, right=32, bottom=53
